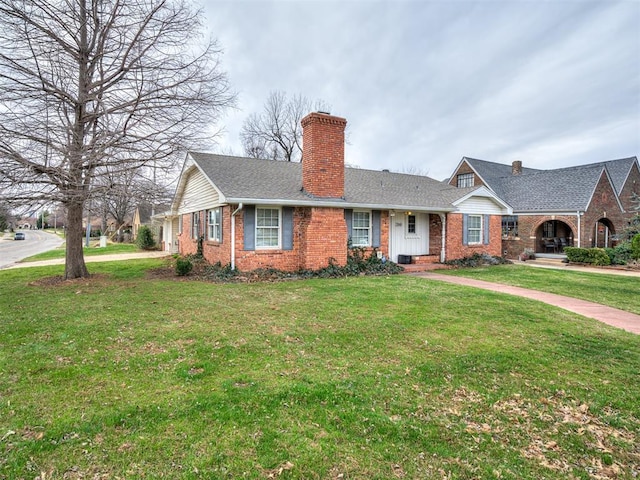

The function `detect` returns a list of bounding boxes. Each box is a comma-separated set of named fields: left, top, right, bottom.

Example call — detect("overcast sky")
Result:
left=200, top=0, right=639, bottom=181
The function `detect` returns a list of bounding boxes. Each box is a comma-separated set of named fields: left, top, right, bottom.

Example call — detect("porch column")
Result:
left=439, top=213, right=446, bottom=262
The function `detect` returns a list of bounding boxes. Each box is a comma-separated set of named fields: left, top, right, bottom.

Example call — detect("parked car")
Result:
left=14, top=231, right=25, bottom=240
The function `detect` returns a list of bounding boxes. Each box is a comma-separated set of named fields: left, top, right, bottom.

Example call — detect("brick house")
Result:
left=159, top=112, right=511, bottom=271
left=448, top=156, right=640, bottom=258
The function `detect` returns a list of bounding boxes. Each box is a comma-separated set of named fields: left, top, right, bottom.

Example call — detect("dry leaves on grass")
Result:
left=494, top=392, right=638, bottom=479
left=264, top=460, right=294, bottom=478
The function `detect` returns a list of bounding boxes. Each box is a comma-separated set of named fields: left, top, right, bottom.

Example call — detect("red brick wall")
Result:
left=502, top=214, right=579, bottom=258
left=445, top=213, right=502, bottom=260
left=298, top=207, right=348, bottom=270
left=233, top=206, right=301, bottom=271
left=301, top=112, right=347, bottom=198
left=429, top=214, right=443, bottom=256
left=582, top=170, right=625, bottom=245
left=201, top=206, right=232, bottom=266
left=177, top=211, right=202, bottom=256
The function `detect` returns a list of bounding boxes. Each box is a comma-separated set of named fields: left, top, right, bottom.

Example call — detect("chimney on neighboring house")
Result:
left=512, top=160, right=523, bottom=176
left=301, top=111, right=347, bottom=198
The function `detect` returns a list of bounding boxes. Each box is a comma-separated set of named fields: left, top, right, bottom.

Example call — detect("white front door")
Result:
left=390, top=213, right=429, bottom=262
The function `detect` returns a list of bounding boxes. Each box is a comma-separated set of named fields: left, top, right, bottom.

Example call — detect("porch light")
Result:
left=406, top=211, right=412, bottom=216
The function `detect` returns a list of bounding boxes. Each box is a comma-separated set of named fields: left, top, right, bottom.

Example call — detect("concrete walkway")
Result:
left=5, top=251, right=169, bottom=269
left=411, top=272, right=640, bottom=335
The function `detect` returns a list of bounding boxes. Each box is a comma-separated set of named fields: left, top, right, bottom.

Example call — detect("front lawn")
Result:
left=0, top=261, right=638, bottom=479
left=441, top=264, right=640, bottom=315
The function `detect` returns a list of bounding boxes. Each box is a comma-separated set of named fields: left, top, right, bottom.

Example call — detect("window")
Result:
left=191, top=212, right=200, bottom=239
left=543, top=221, right=555, bottom=238
left=207, top=208, right=221, bottom=242
left=457, top=173, right=474, bottom=188
left=467, top=214, right=482, bottom=244
left=407, top=214, right=416, bottom=235
left=256, top=207, right=280, bottom=248
left=178, top=215, right=183, bottom=234
left=352, top=211, right=371, bottom=246
left=502, top=215, right=518, bottom=237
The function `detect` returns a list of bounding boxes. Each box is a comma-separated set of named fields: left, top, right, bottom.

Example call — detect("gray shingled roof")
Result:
left=463, top=156, right=638, bottom=212
left=189, top=152, right=473, bottom=211
left=463, top=157, right=541, bottom=189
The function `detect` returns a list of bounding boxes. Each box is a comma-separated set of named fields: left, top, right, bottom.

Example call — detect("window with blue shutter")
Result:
left=243, top=205, right=255, bottom=251
left=344, top=209, right=353, bottom=245
left=483, top=214, right=490, bottom=245
left=372, top=210, right=381, bottom=248
left=282, top=207, right=294, bottom=251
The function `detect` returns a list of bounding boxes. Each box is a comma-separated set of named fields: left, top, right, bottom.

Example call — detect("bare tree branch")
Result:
left=240, top=91, right=329, bottom=162
left=0, top=0, right=236, bottom=278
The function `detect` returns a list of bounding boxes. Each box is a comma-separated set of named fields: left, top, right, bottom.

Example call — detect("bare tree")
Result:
left=0, top=0, right=235, bottom=278
left=240, top=91, right=329, bottom=162
left=92, top=166, right=173, bottom=239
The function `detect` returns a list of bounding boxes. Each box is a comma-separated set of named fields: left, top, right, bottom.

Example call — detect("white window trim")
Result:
left=405, top=214, right=420, bottom=239
left=457, top=173, right=474, bottom=188
left=255, top=206, right=281, bottom=249
left=467, top=214, right=483, bottom=244
left=352, top=210, right=372, bottom=247
left=191, top=212, right=200, bottom=239
left=207, top=207, right=221, bottom=242
left=178, top=214, right=183, bottom=234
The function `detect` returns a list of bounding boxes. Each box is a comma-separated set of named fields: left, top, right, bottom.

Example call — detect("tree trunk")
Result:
left=65, top=201, right=89, bottom=279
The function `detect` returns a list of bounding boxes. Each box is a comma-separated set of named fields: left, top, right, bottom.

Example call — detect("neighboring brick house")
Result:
left=158, top=112, right=511, bottom=271
left=448, top=156, right=640, bottom=258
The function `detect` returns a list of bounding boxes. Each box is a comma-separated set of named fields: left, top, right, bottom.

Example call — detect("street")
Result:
left=0, top=230, right=64, bottom=269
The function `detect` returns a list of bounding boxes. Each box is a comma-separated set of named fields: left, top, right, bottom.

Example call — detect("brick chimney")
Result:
left=301, top=112, right=347, bottom=198
left=512, top=160, right=523, bottom=175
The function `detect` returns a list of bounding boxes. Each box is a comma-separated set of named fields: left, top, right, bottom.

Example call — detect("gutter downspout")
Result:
left=231, top=203, right=243, bottom=270
left=439, top=213, right=446, bottom=263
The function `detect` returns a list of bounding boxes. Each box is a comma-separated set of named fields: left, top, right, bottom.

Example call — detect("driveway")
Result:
left=0, top=230, right=64, bottom=269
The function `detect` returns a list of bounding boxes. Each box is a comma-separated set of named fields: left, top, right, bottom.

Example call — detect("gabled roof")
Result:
left=460, top=157, right=541, bottom=190
left=593, top=157, right=638, bottom=195
left=181, top=152, right=508, bottom=213
left=498, top=165, right=605, bottom=212
left=456, top=156, right=637, bottom=212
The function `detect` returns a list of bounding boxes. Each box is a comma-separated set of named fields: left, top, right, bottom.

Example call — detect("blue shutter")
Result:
left=282, top=207, right=294, bottom=251
left=344, top=209, right=353, bottom=246
left=462, top=214, right=469, bottom=246
left=243, top=205, right=255, bottom=251
left=219, top=208, right=223, bottom=244
left=372, top=210, right=381, bottom=248
left=483, top=214, right=490, bottom=245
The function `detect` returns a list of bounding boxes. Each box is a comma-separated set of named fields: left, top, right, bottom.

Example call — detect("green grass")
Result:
left=0, top=261, right=638, bottom=479
left=441, top=264, right=640, bottom=315
left=21, top=242, right=141, bottom=262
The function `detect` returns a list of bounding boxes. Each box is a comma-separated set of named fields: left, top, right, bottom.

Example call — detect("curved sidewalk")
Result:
left=413, top=272, right=640, bottom=335
left=4, top=251, right=168, bottom=269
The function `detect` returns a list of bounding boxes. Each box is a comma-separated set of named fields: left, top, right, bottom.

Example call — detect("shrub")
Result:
left=606, top=243, right=633, bottom=265
left=632, top=234, right=640, bottom=260
left=175, top=257, right=193, bottom=276
left=445, top=253, right=512, bottom=268
left=565, top=247, right=610, bottom=266
left=136, top=225, right=156, bottom=250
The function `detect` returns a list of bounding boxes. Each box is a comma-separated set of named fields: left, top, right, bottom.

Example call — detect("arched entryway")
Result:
left=593, top=218, right=615, bottom=248
left=536, top=220, right=575, bottom=254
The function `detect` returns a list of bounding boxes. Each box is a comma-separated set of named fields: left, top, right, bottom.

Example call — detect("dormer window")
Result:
left=457, top=173, right=474, bottom=188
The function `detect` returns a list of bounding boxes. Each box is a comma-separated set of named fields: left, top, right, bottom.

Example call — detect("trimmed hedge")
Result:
left=564, top=247, right=611, bottom=266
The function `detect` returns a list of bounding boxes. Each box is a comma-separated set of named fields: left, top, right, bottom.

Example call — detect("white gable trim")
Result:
left=171, top=153, right=227, bottom=214
left=449, top=157, right=493, bottom=191
left=452, top=186, right=512, bottom=214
